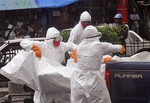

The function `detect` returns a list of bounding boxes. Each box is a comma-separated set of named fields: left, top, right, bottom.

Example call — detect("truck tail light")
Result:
left=105, top=70, right=110, bottom=92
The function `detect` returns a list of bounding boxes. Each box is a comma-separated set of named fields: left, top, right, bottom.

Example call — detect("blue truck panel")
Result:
left=106, top=62, right=150, bottom=103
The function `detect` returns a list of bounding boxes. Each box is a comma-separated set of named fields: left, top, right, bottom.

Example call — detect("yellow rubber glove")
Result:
left=32, top=44, right=42, bottom=58
left=70, top=49, right=77, bottom=63
left=103, top=57, right=112, bottom=63
left=120, top=45, right=125, bottom=53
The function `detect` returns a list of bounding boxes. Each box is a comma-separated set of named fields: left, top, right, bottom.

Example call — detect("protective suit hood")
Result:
left=80, top=11, right=91, bottom=22
left=84, top=25, right=101, bottom=40
left=46, top=27, right=60, bottom=39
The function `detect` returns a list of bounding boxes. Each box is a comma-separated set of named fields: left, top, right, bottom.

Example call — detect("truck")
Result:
left=104, top=29, right=150, bottom=103
left=103, top=18, right=150, bottom=102
left=105, top=2, right=150, bottom=101
left=105, top=61, right=150, bottom=103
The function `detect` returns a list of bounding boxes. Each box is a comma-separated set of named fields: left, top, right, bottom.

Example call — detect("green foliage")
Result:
left=96, top=24, right=121, bottom=44
left=60, top=29, right=71, bottom=42
left=60, top=25, right=122, bottom=44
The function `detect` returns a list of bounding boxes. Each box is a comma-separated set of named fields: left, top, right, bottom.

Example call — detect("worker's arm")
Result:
left=101, top=42, right=125, bottom=55
left=20, top=39, right=42, bottom=58
left=20, top=39, right=34, bottom=50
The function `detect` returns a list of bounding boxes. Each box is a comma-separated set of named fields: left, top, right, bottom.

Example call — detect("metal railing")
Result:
left=126, top=39, right=150, bottom=55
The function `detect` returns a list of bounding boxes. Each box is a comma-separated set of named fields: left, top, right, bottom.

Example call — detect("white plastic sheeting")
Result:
left=111, top=51, right=150, bottom=62
left=0, top=50, right=76, bottom=92
left=1, top=50, right=150, bottom=94
left=100, top=51, right=150, bottom=79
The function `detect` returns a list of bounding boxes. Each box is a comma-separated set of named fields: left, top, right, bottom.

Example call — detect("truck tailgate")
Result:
left=106, top=62, right=150, bottom=103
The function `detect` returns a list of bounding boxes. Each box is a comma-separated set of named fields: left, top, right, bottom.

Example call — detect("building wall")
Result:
left=51, top=0, right=117, bottom=29
left=0, top=0, right=118, bottom=31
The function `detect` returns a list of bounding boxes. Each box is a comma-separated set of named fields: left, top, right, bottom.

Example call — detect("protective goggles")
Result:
left=81, top=21, right=91, bottom=24
left=85, top=32, right=102, bottom=39
left=48, top=36, right=63, bottom=41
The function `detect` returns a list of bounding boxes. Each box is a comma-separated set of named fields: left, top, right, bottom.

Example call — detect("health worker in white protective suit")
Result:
left=70, top=25, right=125, bottom=103
left=20, top=27, right=76, bottom=103
left=68, top=11, right=91, bottom=45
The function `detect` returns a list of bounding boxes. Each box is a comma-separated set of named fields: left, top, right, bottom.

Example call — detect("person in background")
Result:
left=24, top=20, right=35, bottom=38
left=129, top=8, right=140, bottom=34
left=14, top=26, right=24, bottom=39
left=68, top=11, right=91, bottom=45
left=4, top=24, right=16, bottom=40
left=70, top=25, right=125, bottom=103
left=38, top=27, right=45, bottom=37
left=0, top=28, right=5, bottom=46
left=20, top=27, right=76, bottom=103
left=16, top=16, right=24, bottom=29
left=113, top=13, right=128, bottom=51
left=20, top=24, right=30, bottom=39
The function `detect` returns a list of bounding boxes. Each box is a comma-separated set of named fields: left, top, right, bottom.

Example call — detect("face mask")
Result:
left=81, top=21, right=91, bottom=28
left=53, top=39, right=60, bottom=47
left=53, top=37, right=61, bottom=47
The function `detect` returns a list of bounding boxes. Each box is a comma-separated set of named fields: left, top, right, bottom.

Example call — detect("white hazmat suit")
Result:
left=20, top=27, right=75, bottom=103
left=68, top=11, right=91, bottom=45
left=71, top=25, right=123, bottom=103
